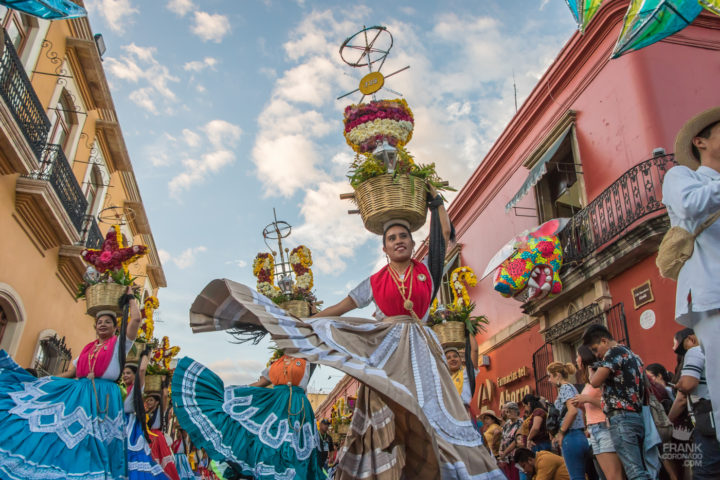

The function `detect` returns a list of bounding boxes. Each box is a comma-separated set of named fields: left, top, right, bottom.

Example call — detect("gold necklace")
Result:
left=387, top=263, right=415, bottom=313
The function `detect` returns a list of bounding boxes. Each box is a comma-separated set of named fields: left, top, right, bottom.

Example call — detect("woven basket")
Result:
left=145, top=374, right=163, bottom=393
left=125, top=342, right=143, bottom=364
left=335, top=423, right=350, bottom=435
left=432, top=322, right=466, bottom=349
left=281, top=300, right=310, bottom=318
left=354, top=174, right=427, bottom=235
left=86, top=282, right=125, bottom=316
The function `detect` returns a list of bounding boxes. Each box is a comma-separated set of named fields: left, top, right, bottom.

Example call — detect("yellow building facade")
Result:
left=0, top=7, right=165, bottom=373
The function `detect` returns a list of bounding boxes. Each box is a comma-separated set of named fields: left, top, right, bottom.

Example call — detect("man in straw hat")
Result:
left=662, top=106, right=720, bottom=442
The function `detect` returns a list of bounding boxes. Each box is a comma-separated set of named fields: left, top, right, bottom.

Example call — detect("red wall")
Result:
left=472, top=324, right=547, bottom=414
left=607, top=254, right=679, bottom=372
left=316, top=377, right=360, bottom=420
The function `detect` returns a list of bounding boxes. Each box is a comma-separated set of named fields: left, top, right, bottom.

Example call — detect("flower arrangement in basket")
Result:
left=252, top=246, right=319, bottom=317
left=145, top=335, right=180, bottom=392
left=341, top=99, right=454, bottom=235
left=429, top=266, right=488, bottom=348
left=330, top=396, right=353, bottom=434
left=77, top=225, right=147, bottom=316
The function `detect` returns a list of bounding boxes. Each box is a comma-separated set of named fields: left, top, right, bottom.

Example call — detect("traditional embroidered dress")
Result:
left=0, top=336, right=132, bottom=480
left=189, top=260, right=504, bottom=479
left=171, top=354, right=323, bottom=480
left=125, top=383, right=169, bottom=479
left=147, top=406, right=180, bottom=480
left=172, top=436, right=198, bottom=480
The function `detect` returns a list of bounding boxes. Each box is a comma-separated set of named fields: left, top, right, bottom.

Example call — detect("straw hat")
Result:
left=674, top=106, right=720, bottom=170
left=479, top=409, right=502, bottom=424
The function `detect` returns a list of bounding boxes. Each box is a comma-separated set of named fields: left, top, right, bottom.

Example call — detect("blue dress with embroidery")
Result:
left=0, top=349, right=126, bottom=479
left=125, top=388, right=170, bottom=480
left=171, top=356, right=323, bottom=480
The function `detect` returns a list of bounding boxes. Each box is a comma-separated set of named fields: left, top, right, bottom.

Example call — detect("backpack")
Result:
left=656, top=210, right=720, bottom=280
left=546, top=404, right=564, bottom=436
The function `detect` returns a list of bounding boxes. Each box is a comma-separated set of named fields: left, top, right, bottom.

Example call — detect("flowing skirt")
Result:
left=127, top=412, right=170, bottom=479
left=0, top=350, right=126, bottom=479
left=150, top=429, right=181, bottom=480
left=189, top=280, right=504, bottom=480
left=171, top=357, right=323, bottom=480
left=175, top=453, right=197, bottom=480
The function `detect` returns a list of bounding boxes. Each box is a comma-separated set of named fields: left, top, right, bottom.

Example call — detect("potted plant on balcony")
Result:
left=429, top=266, right=488, bottom=348
left=342, top=99, right=454, bottom=234
left=76, top=225, right=147, bottom=316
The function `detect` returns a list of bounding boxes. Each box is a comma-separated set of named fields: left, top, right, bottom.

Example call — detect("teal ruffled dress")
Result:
left=172, top=357, right=323, bottom=480
left=0, top=350, right=126, bottom=479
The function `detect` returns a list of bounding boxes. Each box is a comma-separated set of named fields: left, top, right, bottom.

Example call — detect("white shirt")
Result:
left=73, top=337, right=135, bottom=380
left=460, top=367, right=478, bottom=406
left=681, top=346, right=710, bottom=403
left=349, top=258, right=433, bottom=322
left=662, top=165, right=720, bottom=321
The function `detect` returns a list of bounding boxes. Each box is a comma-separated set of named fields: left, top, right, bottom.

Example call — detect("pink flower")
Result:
left=99, top=251, right=113, bottom=263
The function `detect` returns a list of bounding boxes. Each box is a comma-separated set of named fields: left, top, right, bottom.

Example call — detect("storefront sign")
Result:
left=632, top=280, right=654, bottom=309
left=497, top=366, right=529, bottom=387
left=499, top=385, right=532, bottom=406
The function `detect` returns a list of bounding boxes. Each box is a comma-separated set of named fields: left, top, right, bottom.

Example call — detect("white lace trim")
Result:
left=409, top=326, right=484, bottom=448
left=179, top=360, right=303, bottom=480
left=8, top=377, right=125, bottom=449
left=0, top=447, right=110, bottom=480
left=222, top=387, right=317, bottom=460
left=440, top=461, right=507, bottom=480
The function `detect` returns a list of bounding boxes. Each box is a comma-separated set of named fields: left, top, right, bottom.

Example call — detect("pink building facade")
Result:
left=416, top=0, right=720, bottom=413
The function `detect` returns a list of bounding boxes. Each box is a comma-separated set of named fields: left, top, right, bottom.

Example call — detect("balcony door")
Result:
left=48, top=91, right=76, bottom=152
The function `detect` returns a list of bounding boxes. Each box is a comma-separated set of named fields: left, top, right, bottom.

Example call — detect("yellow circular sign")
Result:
left=359, top=71, right=385, bottom=95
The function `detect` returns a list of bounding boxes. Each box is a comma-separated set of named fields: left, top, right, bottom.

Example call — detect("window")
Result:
left=534, top=133, right=584, bottom=223
left=85, top=165, right=103, bottom=214
left=48, top=91, right=76, bottom=151
left=438, top=250, right=462, bottom=306
left=32, top=333, right=72, bottom=376
left=2, top=10, right=32, bottom=54
left=0, top=307, right=7, bottom=346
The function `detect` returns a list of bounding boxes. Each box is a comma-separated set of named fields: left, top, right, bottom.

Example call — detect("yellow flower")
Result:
left=450, top=266, right=478, bottom=309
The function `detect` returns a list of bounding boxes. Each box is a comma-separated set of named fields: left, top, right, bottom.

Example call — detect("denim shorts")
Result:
left=587, top=422, right=615, bottom=454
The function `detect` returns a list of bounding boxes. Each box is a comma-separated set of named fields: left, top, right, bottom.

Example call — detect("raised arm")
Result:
left=313, top=296, right=357, bottom=318
left=428, top=184, right=451, bottom=245
left=138, top=353, right=149, bottom=390
left=469, top=334, right=478, bottom=371
left=125, top=287, right=142, bottom=341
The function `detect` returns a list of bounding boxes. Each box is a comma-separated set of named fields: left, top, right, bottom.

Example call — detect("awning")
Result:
left=505, top=126, right=572, bottom=212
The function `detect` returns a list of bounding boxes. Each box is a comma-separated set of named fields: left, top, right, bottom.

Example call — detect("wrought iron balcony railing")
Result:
left=25, top=144, right=88, bottom=233
left=80, top=214, right=103, bottom=249
left=559, top=153, right=677, bottom=265
left=0, top=30, right=51, bottom=159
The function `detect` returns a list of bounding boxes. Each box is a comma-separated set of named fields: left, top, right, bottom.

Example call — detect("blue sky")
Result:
left=85, top=0, right=577, bottom=391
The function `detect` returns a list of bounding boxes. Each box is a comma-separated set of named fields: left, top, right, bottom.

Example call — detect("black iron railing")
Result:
left=25, top=144, right=88, bottom=233
left=80, top=214, right=103, bottom=249
left=559, top=154, right=677, bottom=265
left=0, top=30, right=51, bottom=159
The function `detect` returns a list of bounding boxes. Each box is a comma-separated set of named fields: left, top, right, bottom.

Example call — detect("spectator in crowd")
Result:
left=583, top=324, right=652, bottom=480
left=513, top=447, right=570, bottom=480
left=498, top=402, right=524, bottom=480
left=571, top=345, right=623, bottom=480
left=521, top=394, right=552, bottom=453
left=480, top=410, right=503, bottom=458
left=662, top=106, right=720, bottom=443
left=547, top=362, right=592, bottom=480
left=646, top=363, right=675, bottom=402
left=671, top=327, right=720, bottom=479
left=317, top=419, right=334, bottom=470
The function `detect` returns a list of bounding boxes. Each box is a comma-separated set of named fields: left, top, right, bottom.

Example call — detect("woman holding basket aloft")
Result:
left=188, top=185, right=503, bottom=480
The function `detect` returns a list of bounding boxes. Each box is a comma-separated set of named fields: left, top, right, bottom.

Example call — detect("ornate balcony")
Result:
left=80, top=214, right=103, bottom=249
left=559, top=153, right=677, bottom=266
left=0, top=29, right=51, bottom=174
left=15, top=144, right=87, bottom=250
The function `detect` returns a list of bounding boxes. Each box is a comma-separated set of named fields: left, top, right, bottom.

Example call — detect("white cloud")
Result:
left=248, top=8, right=571, bottom=276
left=167, top=0, right=193, bottom=16
left=161, top=246, right=207, bottom=269
left=141, top=132, right=177, bottom=167
left=104, top=44, right=179, bottom=114
left=208, top=358, right=266, bottom=385
left=192, top=11, right=231, bottom=43
left=85, top=0, right=138, bottom=34
left=168, top=119, right=242, bottom=196
left=226, top=259, right=248, bottom=268
left=184, top=57, right=218, bottom=72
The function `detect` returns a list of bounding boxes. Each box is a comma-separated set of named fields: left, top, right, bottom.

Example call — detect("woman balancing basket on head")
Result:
left=171, top=348, right=323, bottom=479
left=186, top=97, right=503, bottom=479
